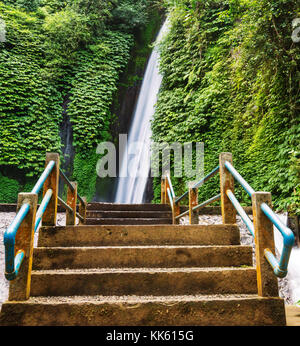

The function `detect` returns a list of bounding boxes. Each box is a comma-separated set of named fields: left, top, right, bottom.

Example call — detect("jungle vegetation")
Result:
left=0, top=0, right=163, bottom=201
left=0, top=0, right=299, bottom=214
left=152, top=0, right=299, bottom=213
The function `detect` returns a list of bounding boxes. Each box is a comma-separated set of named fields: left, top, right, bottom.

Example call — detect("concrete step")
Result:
left=38, top=224, right=241, bottom=247
left=33, top=245, right=253, bottom=270
left=85, top=218, right=172, bottom=225
left=30, top=267, right=257, bottom=297
left=87, top=203, right=172, bottom=212
left=86, top=210, right=172, bottom=219
left=0, top=294, right=286, bottom=326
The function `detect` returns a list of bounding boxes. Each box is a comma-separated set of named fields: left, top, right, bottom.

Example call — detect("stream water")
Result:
left=274, top=214, right=300, bottom=305
left=114, top=20, right=169, bottom=204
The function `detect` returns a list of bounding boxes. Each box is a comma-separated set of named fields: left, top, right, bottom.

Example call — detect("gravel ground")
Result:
left=0, top=212, right=67, bottom=310
left=0, top=212, right=294, bottom=311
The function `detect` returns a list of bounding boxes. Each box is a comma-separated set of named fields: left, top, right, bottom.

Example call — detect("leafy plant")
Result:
left=152, top=0, right=300, bottom=212
left=0, top=0, right=163, bottom=201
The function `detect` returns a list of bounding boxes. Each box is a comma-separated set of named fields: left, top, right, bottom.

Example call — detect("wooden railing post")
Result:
left=252, top=192, right=279, bottom=297
left=79, top=196, right=87, bottom=225
left=189, top=185, right=198, bottom=224
left=161, top=176, right=166, bottom=204
left=165, top=173, right=170, bottom=206
left=42, top=152, right=60, bottom=226
left=219, top=152, right=236, bottom=224
left=66, top=181, right=78, bottom=226
left=173, top=199, right=180, bottom=224
left=9, top=193, right=38, bottom=301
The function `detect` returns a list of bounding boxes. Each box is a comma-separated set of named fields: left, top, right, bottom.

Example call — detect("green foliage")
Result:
left=72, top=149, right=99, bottom=201
left=111, top=0, right=152, bottom=31
left=68, top=31, right=133, bottom=196
left=0, top=173, right=20, bottom=203
left=2, top=0, right=41, bottom=12
left=0, top=0, right=163, bottom=201
left=39, top=0, right=68, bottom=13
left=0, top=3, right=63, bottom=176
left=152, top=0, right=300, bottom=211
left=72, top=0, right=114, bottom=35
left=69, top=31, right=133, bottom=152
left=43, top=8, right=91, bottom=54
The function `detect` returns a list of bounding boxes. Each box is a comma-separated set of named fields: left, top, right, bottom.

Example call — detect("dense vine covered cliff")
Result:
left=0, top=0, right=163, bottom=202
left=0, top=0, right=299, bottom=212
left=152, top=0, right=299, bottom=212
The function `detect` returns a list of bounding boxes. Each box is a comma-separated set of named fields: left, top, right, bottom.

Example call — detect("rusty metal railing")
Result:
left=3, top=153, right=87, bottom=302
left=161, top=166, right=220, bottom=225
left=161, top=152, right=296, bottom=298
left=224, top=159, right=294, bottom=278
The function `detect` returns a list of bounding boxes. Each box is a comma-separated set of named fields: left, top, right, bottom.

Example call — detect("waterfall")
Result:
left=114, top=20, right=169, bottom=204
left=59, top=99, right=75, bottom=196
left=287, top=247, right=300, bottom=305
left=273, top=214, right=300, bottom=305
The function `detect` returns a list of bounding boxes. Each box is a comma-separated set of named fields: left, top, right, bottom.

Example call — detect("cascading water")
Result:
left=286, top=247, right=300, bottom=305
left=113, top=17, right=300, bottom=307
left=59, top=100, right=75, bottom=196
left=274, top=214, right=300, bottom=305
left=114, top=20, right=169, bottom=204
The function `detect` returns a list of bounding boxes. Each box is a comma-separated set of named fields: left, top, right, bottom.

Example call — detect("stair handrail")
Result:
left=175, top=193, right=221, bottom=220
left=58, top=168, right=87, bottom=224
left=161, top=166, right=220, bottom=224
left=4, top=159, right=56, bottom=280
left=3, top=153, right=87, bottom=293
left=175, top=166, right=220, bottom=204
left=161, top=152, right=295, bottom=287
left=222, top=156, right=295, bottom=279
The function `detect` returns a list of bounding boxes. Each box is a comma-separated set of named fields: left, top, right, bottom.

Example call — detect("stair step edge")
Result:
left=31, top=267, right=256, bottom=274
left=6, top=294, right=268, bottom=304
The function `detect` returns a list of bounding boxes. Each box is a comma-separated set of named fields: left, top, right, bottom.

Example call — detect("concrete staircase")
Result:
left=0, top=203, right=286, bottom=326
left=85, top=203, right=173, bottom=225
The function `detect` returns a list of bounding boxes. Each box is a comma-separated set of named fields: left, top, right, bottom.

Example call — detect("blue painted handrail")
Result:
left=164, top=165, right=220, bottom=219
left=4, top=203, right=30, bottom=280
left=175, top=193, right=221, bottom=220
left=226, top=189, right=255, bottom=237
left=224, top=161, right=295, bottom=278
left=34, top=189, right=53, bottom=233
left=167, top=188, right=174, bottom=209
left=193, top=165, right=220, bottom=189
left=175, top=166, right=220, bottom=204
left=261, top=202, right=295, bottom=278
left=224, top=161, right=255, bottom=197
left=192, top=193, right=221, bottom=212
left=59, top=168, right=86, bottom=207
left=4, top=161, right=55, bottom=281
left=31, top=160, right=55, bottom=194
left=165, top=174, right=175, bottom=201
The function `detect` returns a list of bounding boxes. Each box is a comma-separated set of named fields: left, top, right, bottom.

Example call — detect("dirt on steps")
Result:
left=32, top=245, right=253, bottom=270
left=0, top=209, right=297, bottom=325
left=0, top=294, right=286, bottom=326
